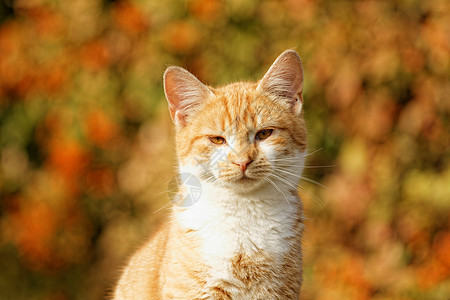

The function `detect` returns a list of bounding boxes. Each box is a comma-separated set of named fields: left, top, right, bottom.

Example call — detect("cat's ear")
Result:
left=257, top=50, right=304, bottom=115
left=164, top=66, right=213, bottom=126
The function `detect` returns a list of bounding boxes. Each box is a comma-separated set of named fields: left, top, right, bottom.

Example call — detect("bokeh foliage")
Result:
left=0, top=0, right=449, bottom=299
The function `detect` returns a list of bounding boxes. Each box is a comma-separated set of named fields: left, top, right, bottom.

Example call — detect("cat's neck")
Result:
left=170, top=169, right=304, bottom=296
left=174, top=179, right=301, bottom=257
left=176, top=179, right=297, bottom=224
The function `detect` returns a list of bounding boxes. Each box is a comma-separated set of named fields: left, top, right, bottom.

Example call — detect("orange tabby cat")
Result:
left=114, top=50, right=307, bottom=299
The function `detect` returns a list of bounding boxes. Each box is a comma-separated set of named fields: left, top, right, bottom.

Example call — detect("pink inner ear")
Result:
left=164, top=73, right=182, bottom=120
left=257, top=50, right=304, bottom=101
left=163, top=66, right=213, bottom=126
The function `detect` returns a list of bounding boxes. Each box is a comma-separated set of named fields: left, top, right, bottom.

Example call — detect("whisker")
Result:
left=297, top=184, right=327, bottom=211
left=153, top=200, right=173, bottom=214
left=300, top=176, right=328, bottom=190
left=265, top=181, right=281, bottom=198
left=271, top=170, right=327, bottom=210
left=270, top=158, right=303, bottom=162
left=303, top=148, right=323, bottom=157
left=276, top=168, right=303, bottom=178
left=266, top=177, right=292, bottom=209
left=154, top=188, right=175, bottom=197
left=269, top=173, right=299, bottom=192
left=302, top=164, right=337, bottom=169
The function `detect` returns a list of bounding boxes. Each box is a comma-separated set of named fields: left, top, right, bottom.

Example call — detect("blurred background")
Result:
left=0, top=0, right=449, bottom=299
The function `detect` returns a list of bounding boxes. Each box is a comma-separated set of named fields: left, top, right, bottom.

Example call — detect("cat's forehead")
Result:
left=201, top=83, right=283, bottom=132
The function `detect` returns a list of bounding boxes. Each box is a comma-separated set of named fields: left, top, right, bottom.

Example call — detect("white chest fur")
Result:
left=175, top=181, right=302, bottom=296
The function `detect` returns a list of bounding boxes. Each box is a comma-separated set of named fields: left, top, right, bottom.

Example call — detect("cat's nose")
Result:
left=232, top=159, right=253, bottom=172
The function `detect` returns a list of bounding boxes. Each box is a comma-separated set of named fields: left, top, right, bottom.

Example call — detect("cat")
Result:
left=113, top=50, right=307, bottom=299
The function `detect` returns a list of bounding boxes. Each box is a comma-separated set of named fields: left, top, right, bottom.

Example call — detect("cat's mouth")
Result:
left=236, top=175, right=255, bottom=182
left=233, top=173, right=262, bottom=185
left=214, top=164, right=271, bottom=188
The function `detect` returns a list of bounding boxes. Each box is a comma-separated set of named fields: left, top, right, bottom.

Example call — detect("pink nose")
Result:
left=232, top=160, right=253, bottom=172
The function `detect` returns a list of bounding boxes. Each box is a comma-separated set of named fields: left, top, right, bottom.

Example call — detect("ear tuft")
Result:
left=164, top=66, right=213, bottom=126
left=257, top=50, right=304, bottom=114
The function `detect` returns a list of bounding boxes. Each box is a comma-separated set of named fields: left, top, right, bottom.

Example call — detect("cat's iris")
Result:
left=209, top=136, right=226, bottom=145
left=255, top=129, right=273, bottom=140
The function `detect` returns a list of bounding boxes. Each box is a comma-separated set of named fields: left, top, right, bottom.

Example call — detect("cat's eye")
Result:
left=255, top=129, right=273, bottom=140
left=209, top=136, right=226, bottom=145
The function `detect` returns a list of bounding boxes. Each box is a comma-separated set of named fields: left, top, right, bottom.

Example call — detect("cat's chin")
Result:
left=220, top=176, right=267, bottom=193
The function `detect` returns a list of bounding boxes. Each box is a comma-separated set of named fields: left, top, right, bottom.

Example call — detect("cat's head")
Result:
left=164, top=50, right=307, bottom=194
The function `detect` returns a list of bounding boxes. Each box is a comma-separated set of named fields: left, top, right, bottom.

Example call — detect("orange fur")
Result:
left=114, top=50, right=307, bottom=299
